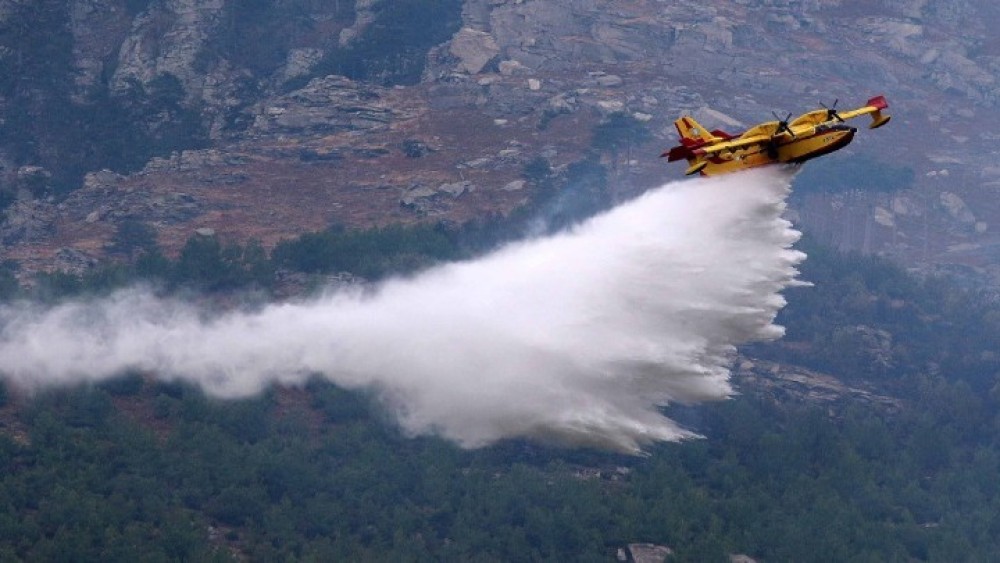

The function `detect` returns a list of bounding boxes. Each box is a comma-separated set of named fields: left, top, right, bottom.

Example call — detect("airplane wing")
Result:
left=834, top=96, right=891, bottom=128
left=691, top=133, right=772, bottom=156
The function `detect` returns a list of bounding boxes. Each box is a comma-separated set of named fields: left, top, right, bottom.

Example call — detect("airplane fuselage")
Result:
left=698, top=123, right=856, bottom=176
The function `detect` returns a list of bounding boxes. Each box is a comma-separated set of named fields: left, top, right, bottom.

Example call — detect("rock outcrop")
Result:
left=250, top=76, right=399, bottom=136
left=111, top=0, right=228, bottom=98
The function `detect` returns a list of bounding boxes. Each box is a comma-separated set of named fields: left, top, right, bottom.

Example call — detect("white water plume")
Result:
left=0, top=168, right=804, bottom=453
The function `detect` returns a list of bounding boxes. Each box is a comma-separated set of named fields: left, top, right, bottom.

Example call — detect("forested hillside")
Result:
left=2, top=192, right=999, bottom=561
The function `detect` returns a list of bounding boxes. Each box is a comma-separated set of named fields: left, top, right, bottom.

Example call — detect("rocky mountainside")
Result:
left=2, top=0, right=1000, bottom=285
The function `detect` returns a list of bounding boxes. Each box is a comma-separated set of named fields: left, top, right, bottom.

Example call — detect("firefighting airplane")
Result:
left=663, top=96, right=891, bottom=176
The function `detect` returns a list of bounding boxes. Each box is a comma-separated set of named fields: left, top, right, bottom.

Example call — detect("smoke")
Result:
left=0, top=168, right=803, bottom=453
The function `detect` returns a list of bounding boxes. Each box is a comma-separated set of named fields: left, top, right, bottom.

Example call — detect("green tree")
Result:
left=172, top=235, right=247, bottom=291
left=0, top=260, right=19, bottom=301
left=110, top=220, right=159, bottom=260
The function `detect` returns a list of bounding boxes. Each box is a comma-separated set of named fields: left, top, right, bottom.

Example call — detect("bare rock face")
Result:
left=60, top=173, right=203, bottom=228
left=449, top=28, right=500, bottom=74
left=83, top=169, right=125, bottom=191
left=68, top=0, right=133, bottom=102
left=111, top=0, right=227, bottom=97
left=278, top=48, right=325, bottom=84
left=339, top=0, right=381, bottom=47
left=2, top=200, right=55, bottom=245
left=468, top=0, right=607, bottom=71
left=735, top=357, right=902, bottom=411
left=97, top=0, right=356, bottom=138
left=250, top=76, right=397, bottom=136
left=107, top=0, right=252, bottom=138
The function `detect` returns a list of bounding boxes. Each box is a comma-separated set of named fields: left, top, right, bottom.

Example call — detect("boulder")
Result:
left=498, top=60, right=530, bottom=76
left=940, top=191, right=976, bottom=224
left=874, top=206, right=896, bottom=228
left=437, top=181, right=473, bottom=197
left=400, top=185, right=438, bottom=207
left=626, top=543, right=673, bottom=563
left=596, top=74, right=624, bottom=87
left=449, top=28, right=500, bottom=74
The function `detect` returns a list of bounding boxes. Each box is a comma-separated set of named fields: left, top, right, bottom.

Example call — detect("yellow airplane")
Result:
left=662, top=96, right=891, bottom=176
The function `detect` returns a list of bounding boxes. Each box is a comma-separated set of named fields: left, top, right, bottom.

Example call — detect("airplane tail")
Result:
left=674, top=116, right=719, bottom=145
left=662, top=116, right=718, bottom=175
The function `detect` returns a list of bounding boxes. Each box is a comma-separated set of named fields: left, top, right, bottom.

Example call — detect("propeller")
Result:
left=771, top=111, right=796, bottom=138
left=820, top=99, right=843, bottom=122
